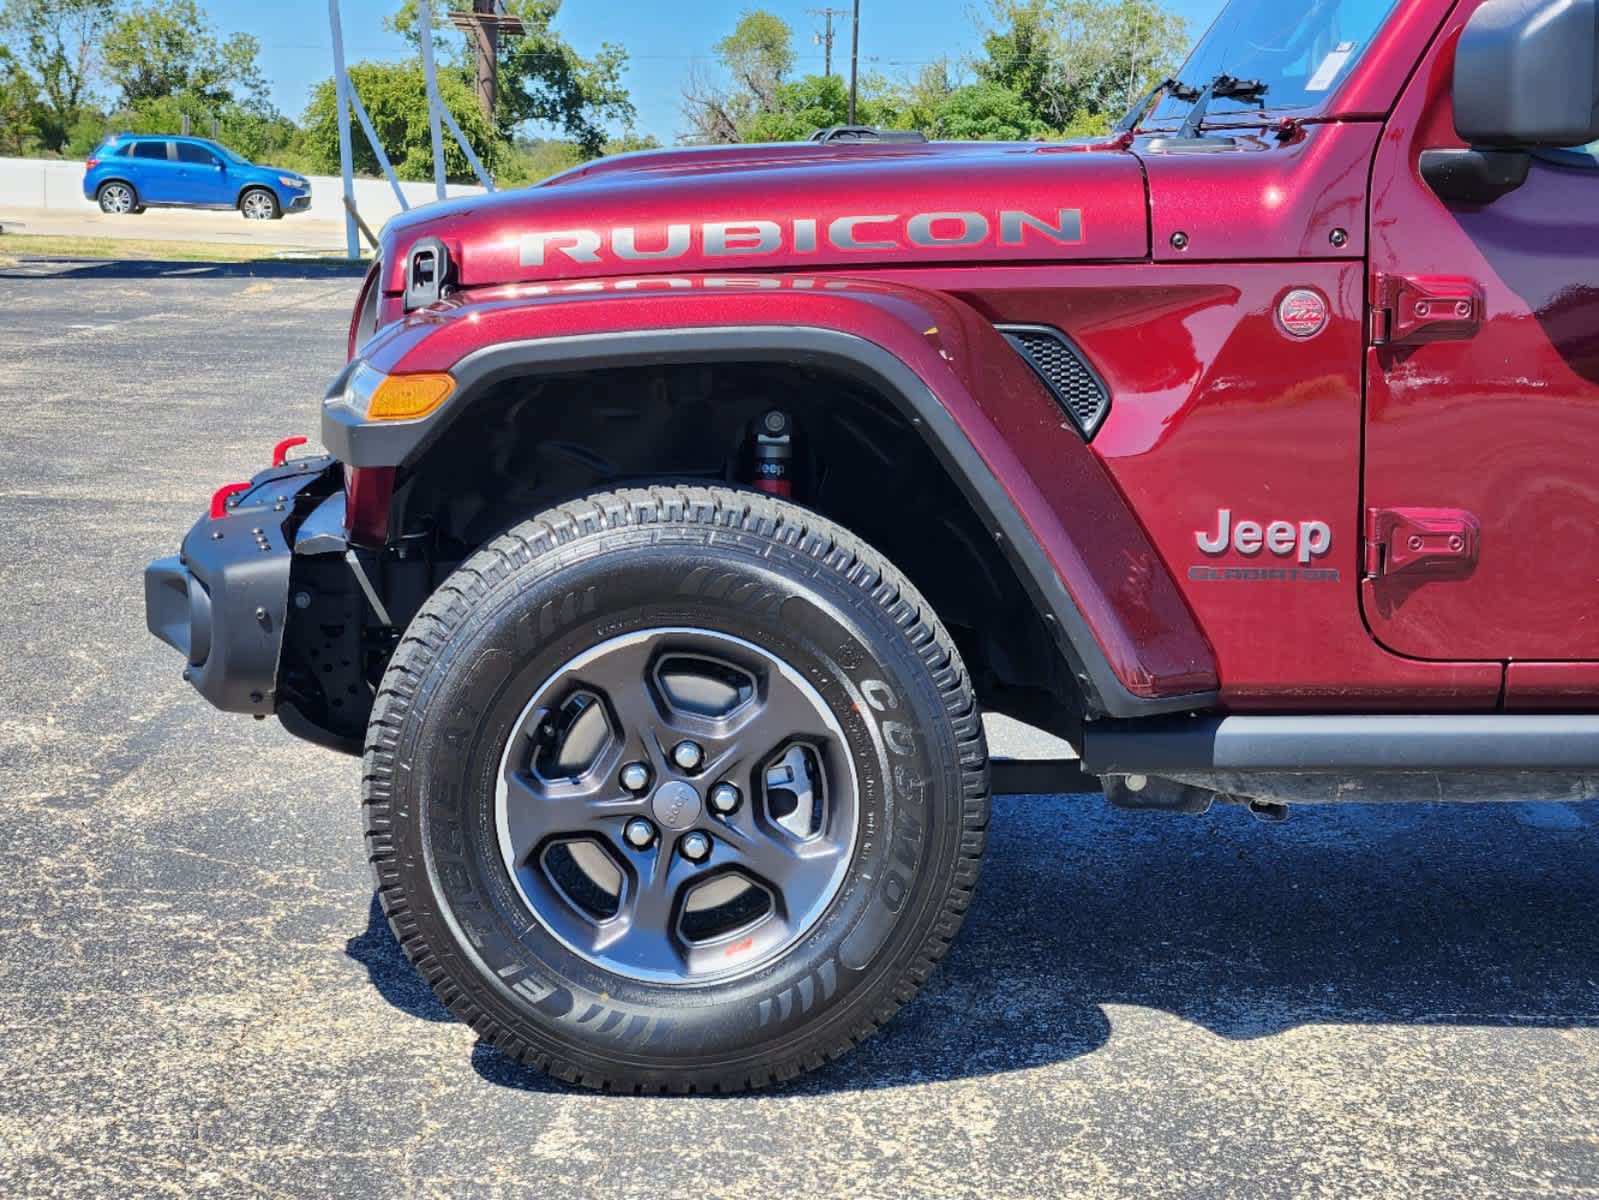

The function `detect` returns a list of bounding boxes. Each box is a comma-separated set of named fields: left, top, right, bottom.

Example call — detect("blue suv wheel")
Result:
left=95, top=181, right=142, bottom=215
left=239, top=187, right=280, bottom=221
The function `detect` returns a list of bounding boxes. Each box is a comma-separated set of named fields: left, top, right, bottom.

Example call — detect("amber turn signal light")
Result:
left=366, top=372, right=455, bottom=421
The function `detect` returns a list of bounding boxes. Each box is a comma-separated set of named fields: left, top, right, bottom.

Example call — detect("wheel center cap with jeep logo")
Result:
left=651, top=780, right=702, bottom=830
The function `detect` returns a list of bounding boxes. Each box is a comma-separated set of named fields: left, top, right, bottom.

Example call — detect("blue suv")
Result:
left=84, top=135, right=311, bottom=220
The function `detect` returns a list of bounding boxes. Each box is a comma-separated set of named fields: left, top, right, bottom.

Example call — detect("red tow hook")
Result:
left=209, top=482, right=252, bottom=520
left=272, top=436, right=309, bottom=466
left=211, top=438, right=309, bottom=519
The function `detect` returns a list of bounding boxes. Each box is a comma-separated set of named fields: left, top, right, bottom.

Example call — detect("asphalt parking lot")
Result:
left=3, top=257, right=1599, bottom=1199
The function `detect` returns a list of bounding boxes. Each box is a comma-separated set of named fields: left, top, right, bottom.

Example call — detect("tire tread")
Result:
left=362, top=485, right=989, bottom=1092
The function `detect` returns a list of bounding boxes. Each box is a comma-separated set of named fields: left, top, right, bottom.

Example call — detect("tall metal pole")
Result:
left=415, top=0, right=448, bottom=202
left=327, top=0, right=360, bottom=259
left=847, top=0, right=860, bottom=124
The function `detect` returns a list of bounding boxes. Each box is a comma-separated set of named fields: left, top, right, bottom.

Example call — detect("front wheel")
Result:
left=364, top=486, right=989, bottom=1091
left=238, top=187, right=279, bottom=220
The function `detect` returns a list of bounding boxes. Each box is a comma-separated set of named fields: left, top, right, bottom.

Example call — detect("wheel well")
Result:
left=386, top=360, right=1084, bottom=738
left=237, top=184, right=275, bottom=206
left=96, top=178, right=135, bottom=196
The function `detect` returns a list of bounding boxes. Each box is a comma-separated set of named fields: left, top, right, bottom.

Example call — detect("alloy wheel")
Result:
left=494, top=628, right=859, bottom=984
left=241, top=191, right=276, bottom=220
left=99, top=184, right=134, bottom=214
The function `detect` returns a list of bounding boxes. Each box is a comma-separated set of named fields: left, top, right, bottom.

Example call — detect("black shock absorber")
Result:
left=751, top=409, right=794, bottom=498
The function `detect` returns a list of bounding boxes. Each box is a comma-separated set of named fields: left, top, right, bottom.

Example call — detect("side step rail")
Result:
left=1081, top=714, right=1599, bottom=774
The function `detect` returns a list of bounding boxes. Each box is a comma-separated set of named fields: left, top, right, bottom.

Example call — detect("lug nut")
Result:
left=620, top=762, right=651, bottom=793
left=672, top=741, right=703, bottom=771
left=709, top=783, right=741, bottom=814
left=623, top=818, right=655, bottom=849
left=680, top=831, right=711, bottom=862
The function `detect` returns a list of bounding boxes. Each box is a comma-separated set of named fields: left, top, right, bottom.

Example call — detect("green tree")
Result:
left=0, top=45, right=40, bottom=153
left=102, top=0, right=268, bottom=110
left=934, top=80, right=1043, bottom=140
left=301, top=58, right=499, bottom=183
left=497, top=129, right=660, bottom=186
left=975, top=3, right=1054, bottom=119
left=715, top=9, right=793, bottom=110
left=682, top=9, right=792, bottom=142
left=0, top=0, right=112, bottom=151
left=683, top=0, right=1185, bottom=145
left=78, top=91, right=299, bottom=161
left=497, top=16, right=634, bottom=155
left=387, top=0, right=635, bottom=156
left=975, top=0, right=1188, bottom=134
left=742, top=73, right=850, bottom=142
left=685, top=9, right=872, bottom=143
left=881, top=60, right=958, bottom=133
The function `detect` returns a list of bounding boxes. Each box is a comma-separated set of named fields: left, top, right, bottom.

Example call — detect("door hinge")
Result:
left=1368, top=275, right=1483, bottom=346
left=1363, top=507, right=1480, bottom=579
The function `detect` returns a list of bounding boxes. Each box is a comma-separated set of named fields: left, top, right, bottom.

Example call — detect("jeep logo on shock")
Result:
left=519, top=208, right=1082, bottom=267
left=1196, top=509, right=1332, bottom=564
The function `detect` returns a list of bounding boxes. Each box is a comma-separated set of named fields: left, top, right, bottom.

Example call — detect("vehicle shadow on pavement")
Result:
left=350, top=795, right=1599, bottom=1096
left=345, top=895, right=453, bottom=1024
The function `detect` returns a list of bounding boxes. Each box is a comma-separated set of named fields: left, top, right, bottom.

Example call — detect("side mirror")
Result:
left=1454, top=0, right=1599, bottom=147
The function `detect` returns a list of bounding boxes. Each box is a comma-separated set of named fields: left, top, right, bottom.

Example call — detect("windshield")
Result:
left=203, top=140, right=250, bottom=166
left=1147, top=0, right=1401, bottom=122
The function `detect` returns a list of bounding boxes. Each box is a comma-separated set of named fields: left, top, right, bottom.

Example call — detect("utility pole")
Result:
left=808, top=7, right=847, bottom=77
left=848, top=0, right=860, bottom=124
left=448, top=0, right=525, bottom=124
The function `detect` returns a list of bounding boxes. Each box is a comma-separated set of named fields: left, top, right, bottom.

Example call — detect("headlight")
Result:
left=325, top=362, right=455, bottom=422
left=277, top=175, right=305, bottom=189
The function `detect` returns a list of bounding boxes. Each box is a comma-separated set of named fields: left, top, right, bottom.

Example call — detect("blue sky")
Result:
left=207, top=0, right=1226, bottom=143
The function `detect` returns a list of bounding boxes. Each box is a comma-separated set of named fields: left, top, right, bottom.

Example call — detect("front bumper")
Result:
left=286, top=191, right=311, bottom=213
left=145, top=456, right=342, bottom=715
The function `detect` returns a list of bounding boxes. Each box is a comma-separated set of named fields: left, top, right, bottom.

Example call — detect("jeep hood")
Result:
left=377, top=139, right=1150, bottom=295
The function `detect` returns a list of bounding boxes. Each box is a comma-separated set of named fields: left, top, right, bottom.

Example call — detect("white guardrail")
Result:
left=0, top=156, right=485, bottom=226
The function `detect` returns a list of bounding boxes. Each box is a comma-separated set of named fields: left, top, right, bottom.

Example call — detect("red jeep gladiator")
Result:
left=147, top=0, right=1599, bottom=1090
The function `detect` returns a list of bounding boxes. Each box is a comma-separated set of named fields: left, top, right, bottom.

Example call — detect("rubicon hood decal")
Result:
left=520, top=208, right=1082, bottom=268
left=381, top=147, right=1149, bottom=292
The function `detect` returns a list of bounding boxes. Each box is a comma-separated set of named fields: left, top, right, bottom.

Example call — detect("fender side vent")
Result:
left=998, top=324, right=1111, bottom=438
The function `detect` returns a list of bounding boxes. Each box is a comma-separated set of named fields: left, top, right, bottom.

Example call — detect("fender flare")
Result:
left=93, top=177, right=139, bottom=201
left=235, top=183, right=279, bottom=209
left=324, top=304, right=1218, bottom=719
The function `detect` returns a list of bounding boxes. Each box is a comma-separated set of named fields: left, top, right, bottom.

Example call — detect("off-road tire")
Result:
left=362, top=485, right=989, bottom=1092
